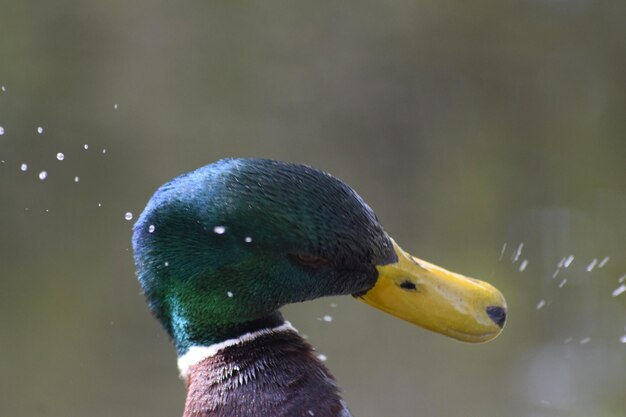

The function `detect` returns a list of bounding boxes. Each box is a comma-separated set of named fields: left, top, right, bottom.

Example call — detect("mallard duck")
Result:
left=132, top=158, right=506, bottom=417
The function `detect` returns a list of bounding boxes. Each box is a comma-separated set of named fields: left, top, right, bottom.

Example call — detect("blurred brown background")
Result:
left=1, top=1, right=625, bottom=416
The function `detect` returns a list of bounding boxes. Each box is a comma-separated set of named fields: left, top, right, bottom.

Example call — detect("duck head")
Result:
left=132, top=158, right=506, bottom=354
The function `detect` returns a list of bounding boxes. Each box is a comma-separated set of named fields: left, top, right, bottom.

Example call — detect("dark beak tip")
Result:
left=486, top=306, right=507, bottom=328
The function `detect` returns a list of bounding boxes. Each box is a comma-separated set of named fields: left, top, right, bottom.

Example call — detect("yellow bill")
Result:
left=358, top=239, right=507, bottom=343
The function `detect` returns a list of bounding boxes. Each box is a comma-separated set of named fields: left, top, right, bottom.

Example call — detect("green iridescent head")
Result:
left=134, top=158, right=508, bottom=355
left=132, top=158, right=396, bottom=353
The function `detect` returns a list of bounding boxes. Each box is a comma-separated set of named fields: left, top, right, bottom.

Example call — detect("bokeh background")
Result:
left=1, top=1, right=625, bottom=416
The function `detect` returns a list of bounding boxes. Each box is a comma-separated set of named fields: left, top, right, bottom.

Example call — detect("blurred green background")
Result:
left=1, top=1, right=625, bottom=416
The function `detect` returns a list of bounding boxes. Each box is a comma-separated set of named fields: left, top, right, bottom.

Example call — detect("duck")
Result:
left=132, top=158, right=507, bottom=417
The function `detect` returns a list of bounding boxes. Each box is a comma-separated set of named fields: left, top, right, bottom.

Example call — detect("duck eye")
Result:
left=290, top=253, right=329, bottom=269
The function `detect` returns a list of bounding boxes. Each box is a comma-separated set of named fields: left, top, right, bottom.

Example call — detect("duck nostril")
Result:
left=486, top=306, right=507, bottom=328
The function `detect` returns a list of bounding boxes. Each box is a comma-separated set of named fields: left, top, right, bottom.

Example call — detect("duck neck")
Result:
left=179, top=321, right=351, bottom=417
left=170, top=306, right=286, bottom=354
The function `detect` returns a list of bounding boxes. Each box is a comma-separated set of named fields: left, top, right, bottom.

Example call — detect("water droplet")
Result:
left=317, top=354, right=327, bottom=362
left=164, top=261, right=169, bottom=267
left=97, top=203, right=102, bottom=207
left=307, top=410, right=315, bottom=416
left=552, top=269, right=560, bottom=279
left=330, top=303, right=337, bottom=308
left=612, top=284, right=626, bottom=297
left=586, top=258, right=597, bottom=272
left=20, top=163, right=28, bottom=171
left=124, top=212, right=133, bottom=221
left=1, top=85, right=5, bottom=92
left=598, top=256, right=609, bottom=268
left=74, top=176, right=79, bottom=183
left=557, top=257, right=565, bottom=268
left=102, top=149, right=107, bottom=154
left=113, top=103, right=118, bottom=109
left=579, top=337, right=591, bottom=345
left=83, top=144, right=89, bottom=150
left=38, top=171, right=47, bottom=180
left=558, top=279, right=568, bottom=288
left=564, top=255, right=574, bottom=268
left=213, top=225, right=226, bottom=234
left=536, top=299, right=546, bottom=310
left=244, top=236, right=253, bottom=243
left=148, top=224, right=155, bottom=233
left=37, top=126, right=43, bottom=134
left=619, top=335, right=626, bottom=344
left=519, top=259, right=528, bottom=272
left=563, top=337, right=573, bottom=344
left=619, top=275, right=626, bottom=283
left=56, top=152, right=64, bottom=161
left=0, top=126, right=4, bottom=135
left=511, top=243, right=524, bottom=263
left=499, top=243, right=507, bottom=261
left=227, top=291, right=233, bottom=298
left=322, top=315, right=333, bottom=322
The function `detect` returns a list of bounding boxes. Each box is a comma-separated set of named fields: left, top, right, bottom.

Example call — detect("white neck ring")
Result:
left=177, top=321, right=297, bottom=378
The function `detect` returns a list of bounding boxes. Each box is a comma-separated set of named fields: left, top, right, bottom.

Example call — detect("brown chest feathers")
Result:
left=183, top=330, right=352, bottom=417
